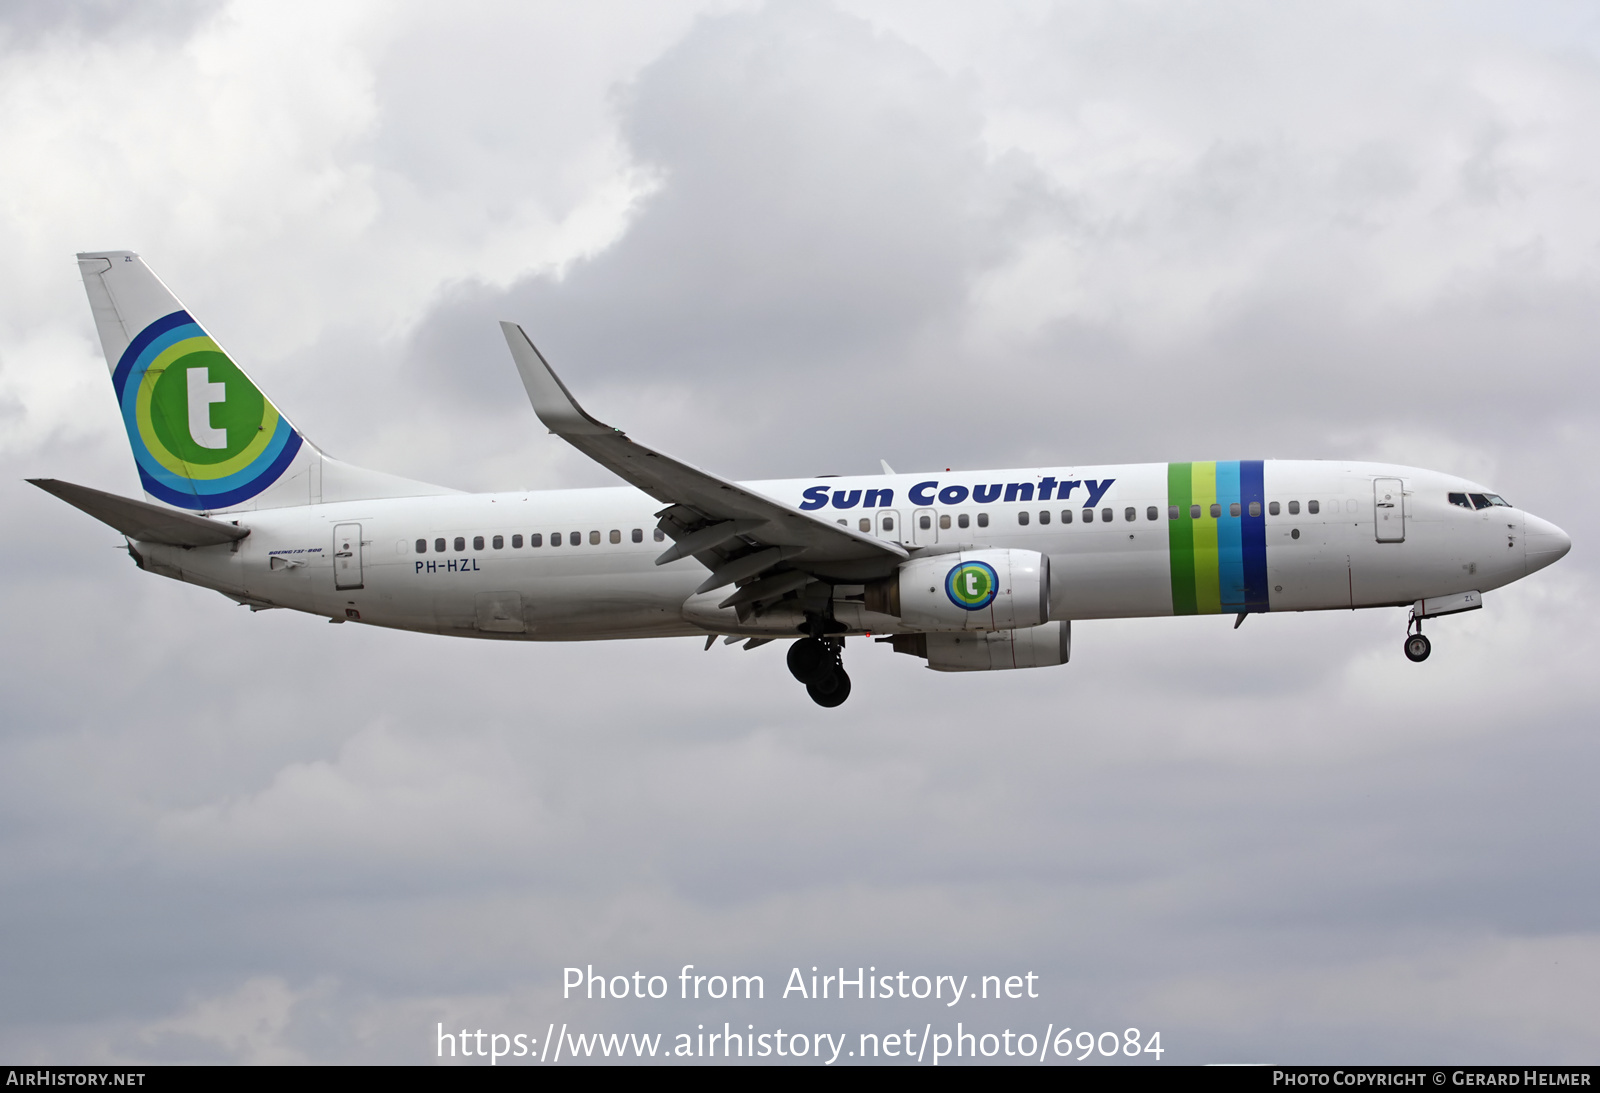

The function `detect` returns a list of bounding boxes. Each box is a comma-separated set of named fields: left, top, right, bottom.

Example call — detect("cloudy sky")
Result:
left=2, top=0, right=1597, bottom=1065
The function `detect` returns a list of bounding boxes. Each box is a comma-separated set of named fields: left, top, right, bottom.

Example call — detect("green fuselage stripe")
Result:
left=1192, top=461, right=1221, bottom=614
left=1167, top=462, right=1196, bottom=615
left=1168, top=461, right=1224, bottom=615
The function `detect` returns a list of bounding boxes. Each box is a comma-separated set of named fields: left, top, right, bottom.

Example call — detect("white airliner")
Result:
left=34, top=252, right=1571, bottom=707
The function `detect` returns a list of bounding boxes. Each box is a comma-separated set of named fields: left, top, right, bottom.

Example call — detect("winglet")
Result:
left=498, top=322, right=613, bottom=437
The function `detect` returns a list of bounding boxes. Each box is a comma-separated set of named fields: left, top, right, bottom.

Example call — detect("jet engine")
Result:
left=866, top=549, right=1049, bottom=632
left=880, top=621, right=1071, bottom=672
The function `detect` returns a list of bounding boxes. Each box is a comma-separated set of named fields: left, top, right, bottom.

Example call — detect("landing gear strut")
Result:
left=789, top=616, right=851, bottom=707
left=1404, top=616, right=1431, bottom=663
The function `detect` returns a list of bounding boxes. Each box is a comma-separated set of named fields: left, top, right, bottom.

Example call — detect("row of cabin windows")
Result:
left=842, top=513, right=994, bottom=532
left=416, top=495, right=1349, bottom=554
left=841, top=500, right=1326, bottom=532
left=415, top=527, right=666, bottom=553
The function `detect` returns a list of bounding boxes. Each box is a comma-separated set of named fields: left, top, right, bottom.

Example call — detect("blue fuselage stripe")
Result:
left=1240, top=459, right=1270, bottom=611
left=1215, top=461, right=1244, bottom=609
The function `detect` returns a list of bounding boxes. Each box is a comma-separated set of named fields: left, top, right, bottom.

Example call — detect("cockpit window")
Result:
left=1448, top=493, right=1472, bottom=509
left=1481, top=493, right=1511, bottom=507
left=1460, top=492, right=1513, bottom=510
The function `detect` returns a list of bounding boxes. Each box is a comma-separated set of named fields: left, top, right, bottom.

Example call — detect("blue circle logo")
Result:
left=945, top=561, right=999, bottom=611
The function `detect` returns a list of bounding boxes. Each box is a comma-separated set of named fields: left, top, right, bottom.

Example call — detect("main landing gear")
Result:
left=1404, top=616, right=1431, bottom=663
left=788, top=634, right=851, bottom=707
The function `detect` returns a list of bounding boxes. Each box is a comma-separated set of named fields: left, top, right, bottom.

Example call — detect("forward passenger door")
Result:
left=1374, top=479, right=1405, bottom=543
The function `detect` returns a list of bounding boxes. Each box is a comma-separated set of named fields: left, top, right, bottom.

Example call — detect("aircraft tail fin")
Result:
left=76, top=251, right=453, bottom=512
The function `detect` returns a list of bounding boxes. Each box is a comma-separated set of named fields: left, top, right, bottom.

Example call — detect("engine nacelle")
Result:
left=875, top=549, right=1050, bottom=632
left=882, top=621, right=1071, bottom=672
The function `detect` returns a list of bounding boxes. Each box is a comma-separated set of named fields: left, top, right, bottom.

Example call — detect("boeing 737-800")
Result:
left=33, top=252, right=1572, bottom=707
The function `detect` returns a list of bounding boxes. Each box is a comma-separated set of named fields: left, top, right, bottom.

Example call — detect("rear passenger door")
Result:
left=334, top=523, right=363, bottom=589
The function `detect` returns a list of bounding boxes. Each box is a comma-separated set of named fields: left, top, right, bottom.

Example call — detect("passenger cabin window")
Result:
left=1288, top=501, right=1300, bottom=515
left=589, top=530, right=600, bottom=545
left=415, top=539, right=427, bottom=554
left=977, top=513, right=989, bottom=528
left=1248, top=502, right=1260, bottom=517
left=551, top=532, right=562, bottom=547
left=958, top=513, right=970, bottom=528
left=919, top=515, right=932, bottom=530
left=512, top=534, right=524, bottom=548
left=610, top=530, right=621, bottom=544
left=454, top=536, right=466, bottom=552
left=632, top=528, right=643, bottom=543
left=1083, top=508, right=1095, bottom=523
left=940, top=514, right=951, bottom=529
left=1039, top=510, right=1050, bottom=525
left=1125, top=507, right=1136, bottom=522
left=1190, top=504, right=1201, bottom=519
left=1269, top=501, right=1280, bottom=516
left=1101, top=508, right=1112, bottom=523
left=473, top=535, right=485, bottom=550
left=492, top=535, right=504, bottom=549
left=529, top=533, right=541, bottom=547
left=1228, top=503, right=1240, bottom=518
left=1169, top=506, right=1179, bottom=520
left=654, top=528, right=665, bottom=541
left=882, top=516, right=895, bottom=531
left=1018, top=511, right=1030, bottom=526
left=1147, top=506, right=1158, bottom=520
left=434, top=538, right=446, bottom=552
left=1210, top=504, right=1221, bottom=518
left=570, top=530, right=580, bottom=544
left=1061, top=509, right=1073, bottom=524
left=1307, top=500, right=1320, bottom=515
left=859, top=518, right=870, bottom=532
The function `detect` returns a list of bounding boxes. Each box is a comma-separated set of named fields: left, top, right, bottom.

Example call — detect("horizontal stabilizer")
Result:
left=29, top=478, right=249, bottom=547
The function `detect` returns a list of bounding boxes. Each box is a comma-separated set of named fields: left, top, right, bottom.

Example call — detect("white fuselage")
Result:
left=131, top=460, right=1566, bottom=640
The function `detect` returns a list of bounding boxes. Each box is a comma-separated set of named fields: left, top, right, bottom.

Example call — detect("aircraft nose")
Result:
left=1524, top=513, right=1572, bottom=575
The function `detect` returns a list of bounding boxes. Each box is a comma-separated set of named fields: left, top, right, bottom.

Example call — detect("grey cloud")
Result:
left=0, top=0, right=212, bottom=50
left=398, top=1, right=1047, bottom=469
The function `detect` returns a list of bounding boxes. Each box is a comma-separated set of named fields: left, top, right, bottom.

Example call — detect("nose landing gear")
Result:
left=787, top=633, right=851, bottom=707
left=1404, top=617, right=1431, bottom=663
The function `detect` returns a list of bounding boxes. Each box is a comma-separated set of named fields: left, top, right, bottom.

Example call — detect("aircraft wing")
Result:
left=30, top=478, right=249, bottom=547
left=499, top=323, right=907, bottom=608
